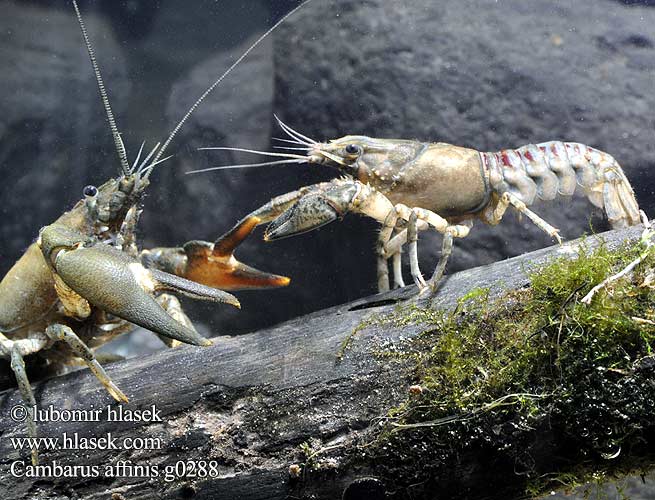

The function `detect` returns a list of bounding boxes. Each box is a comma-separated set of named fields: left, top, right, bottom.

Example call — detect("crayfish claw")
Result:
left=51, top=243, right=213, bottom=347
left=150, top=268, right=241, bottom=308
left=264, top=182, right=359, bottom=241
left=213, top=215, right=261, bottom=257
left=143, top=215, right=291, bottom=291
left=184, top=239, right=290, bottom=291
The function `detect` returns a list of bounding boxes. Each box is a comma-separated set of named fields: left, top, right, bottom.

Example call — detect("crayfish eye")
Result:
left=345, top=144, right=362, bottom=156
left=83, top=185, right=98, bottom=197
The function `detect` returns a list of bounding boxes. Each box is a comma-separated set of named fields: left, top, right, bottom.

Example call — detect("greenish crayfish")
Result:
left=0, top=1, right=306, bottom=465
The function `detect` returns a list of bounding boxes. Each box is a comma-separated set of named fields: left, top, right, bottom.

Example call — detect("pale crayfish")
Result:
left=0, top=1, right=305, bottom=465
left=196, top=117, right=641, bottom=295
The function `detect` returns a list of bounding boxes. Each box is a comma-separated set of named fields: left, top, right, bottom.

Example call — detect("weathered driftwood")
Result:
left=0, top=223, right=649, bottom=500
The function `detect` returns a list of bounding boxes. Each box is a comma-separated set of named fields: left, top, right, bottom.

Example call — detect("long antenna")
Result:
left=72, top=0, right=130, bottom=176
left=147, top=0, right=313, bottom=177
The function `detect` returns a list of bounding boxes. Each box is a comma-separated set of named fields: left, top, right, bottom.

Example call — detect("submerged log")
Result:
left=0, top=223, right=653, bottom=500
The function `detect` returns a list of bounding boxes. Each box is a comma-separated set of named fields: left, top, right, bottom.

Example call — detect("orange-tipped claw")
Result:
left=142, top=215, right=291, bottom=292
left=183, top=239, right=291, bottom=291
left=213, top=215, right=262, bottom=257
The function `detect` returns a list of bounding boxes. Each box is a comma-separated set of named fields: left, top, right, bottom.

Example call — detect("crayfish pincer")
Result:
left=38, top=224, right=240, bottom=347
left=200, top=119, right=641, bottom=296
left=1, top=0, right=306, bottom=465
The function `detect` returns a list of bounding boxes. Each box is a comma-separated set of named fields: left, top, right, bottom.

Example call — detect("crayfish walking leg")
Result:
left=381, top=204, right=473, bottom=293
left=1, top=332, right=49, bottom=465
left=45, top=324, right=128, bottom=403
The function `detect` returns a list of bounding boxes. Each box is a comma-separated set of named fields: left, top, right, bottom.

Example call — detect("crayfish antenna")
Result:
left=72, top=0, right=130, bottom=176
left=149, top=0, right=315, bottom=173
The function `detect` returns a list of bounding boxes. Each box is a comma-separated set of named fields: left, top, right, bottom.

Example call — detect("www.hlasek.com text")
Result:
left=11, top=431, right=162, bottom=452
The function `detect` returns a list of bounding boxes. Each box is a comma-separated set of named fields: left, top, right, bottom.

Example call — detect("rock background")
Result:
left=1, top=0, right=655, bottom=497
left=2, top=0, right=655, bottom=335
left=0, top=1, right=129, bottom=274
left=1, top=0, right=654, bottom=328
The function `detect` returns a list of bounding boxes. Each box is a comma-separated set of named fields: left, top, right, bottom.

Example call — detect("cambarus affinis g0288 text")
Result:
left=0, top=1, right=308, bottom=465
left=196, top=118, right=641, bottom=295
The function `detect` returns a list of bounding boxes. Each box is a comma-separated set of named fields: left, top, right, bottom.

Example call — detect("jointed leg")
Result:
left=484, top=192, right=562, bottom=243
left=427, top=231, right=454, bottom=294
left=385, top=229, right=410, bottom=258
left=45, top=324, right=128, bottom=403
left=408, top=210, right=427, bottom=289
left=0, top=332, right=50, bottom=358
left=378, top=225, right=409, bottom=290
left=479, top=192, right=509, bottom=226
left=392, top=251, right=405, bottom=288
left=11, top=350, right=39, bottom=465
left=1, top=332, right=49, bottom=465
left=392, top=204, right=447, bottom=290
left=155, top=293, right=200, bottom=348
left=384, top=224, right=429, bottom=286
left=117, top=205, right=141, bottom=256
left=376, top=209, right=399, bottom=292
left=390, top=204, right=472, bottom=293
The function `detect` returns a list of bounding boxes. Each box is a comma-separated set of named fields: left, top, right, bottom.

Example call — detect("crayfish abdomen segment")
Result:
left=481, top=141, right=641, bottom=228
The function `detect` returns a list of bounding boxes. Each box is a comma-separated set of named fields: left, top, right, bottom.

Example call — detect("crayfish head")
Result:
left=82, top=172, right=149, bottom=233
left=308, top=136, right=425, bottom=189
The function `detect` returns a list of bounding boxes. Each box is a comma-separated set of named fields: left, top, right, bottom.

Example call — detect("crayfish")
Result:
left=0, top=1, right=304, bottom=465
left=198, top=117, right=641, bottom=295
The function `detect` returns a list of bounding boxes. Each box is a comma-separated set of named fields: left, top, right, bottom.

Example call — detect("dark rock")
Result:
left=162, top=31, right=275, bottom=248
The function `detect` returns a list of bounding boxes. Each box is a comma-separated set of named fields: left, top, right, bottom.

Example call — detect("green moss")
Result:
left=357, top=239, right=655, bottom=496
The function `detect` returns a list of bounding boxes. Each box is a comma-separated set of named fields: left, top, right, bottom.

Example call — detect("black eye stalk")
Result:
left=83, top=185, right=98, bottom=197
left=345, top=144, right=362, bottom=156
